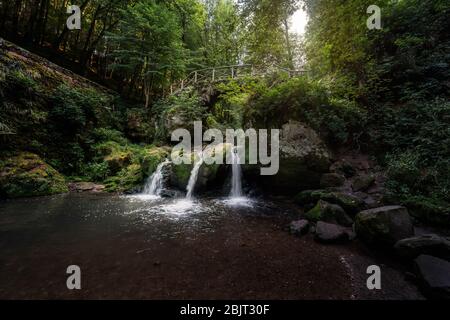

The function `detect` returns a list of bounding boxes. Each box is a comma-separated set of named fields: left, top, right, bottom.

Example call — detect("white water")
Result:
left=186, top=155, right=203, bottom=200
left=230, top=147, right=243, bottom=198
left=142, top=159, right=170, bottom=197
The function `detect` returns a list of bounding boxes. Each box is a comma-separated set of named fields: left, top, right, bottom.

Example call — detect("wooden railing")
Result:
left=170, top=64, right=306, bottom=95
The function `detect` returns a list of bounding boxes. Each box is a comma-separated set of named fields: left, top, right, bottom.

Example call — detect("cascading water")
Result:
left=186, top=154, right=203, bottom=200
left=230, top=147, right=243, bottom=198
left=143, top=159, right=170, bottom=196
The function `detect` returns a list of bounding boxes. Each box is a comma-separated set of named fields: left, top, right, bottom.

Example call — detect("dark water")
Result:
left=0, top=193, right=423, bottom=299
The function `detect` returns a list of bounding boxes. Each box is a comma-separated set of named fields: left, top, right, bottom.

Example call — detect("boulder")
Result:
left=315, top=221, right=354, bottom=243
left=414, top=255, right=450, bottom=299
left=355, top=206, right=414, bottom=247
left=320, top=173, right=346, bottom=188
left=305, top=200, right=353, bottom=227
left=290, top=220, right=309, bottom=236
left=352, top=174, right=375, bottom=192
left=295, top=189, right=365, bottom=214
left=0, top=152, right=68, bottom=198
left=264, top=121, right=331, bottom=195
left=68, top=182, right=105, bottom=193
left=394, top=234, right=450, bottom=261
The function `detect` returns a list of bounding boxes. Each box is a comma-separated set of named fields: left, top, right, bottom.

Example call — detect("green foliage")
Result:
left=245, top=77, right=366, bottom=143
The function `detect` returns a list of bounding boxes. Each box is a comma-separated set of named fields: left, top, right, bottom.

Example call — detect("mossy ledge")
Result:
left=0, top=152, right=68, bottom=198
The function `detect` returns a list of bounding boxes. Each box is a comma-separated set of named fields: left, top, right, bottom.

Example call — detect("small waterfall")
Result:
left=143, top=159, right=170, bottom=196
left=186, top=154, right=203, bottom=200
left=230, top=147, right=243, bottom=198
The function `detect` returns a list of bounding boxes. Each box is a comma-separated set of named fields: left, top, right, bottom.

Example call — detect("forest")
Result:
left=0, top=0, right=449, bottom=301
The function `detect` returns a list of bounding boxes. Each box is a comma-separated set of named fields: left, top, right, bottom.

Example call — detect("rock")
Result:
left=160, top=189, right=184, bottom=198
left=104, top=151, right=132, bottom=174
left=290, top=219, right=309, bottom=236
left=355, top=206, right=414, bottom=247
left=395, top=234, right=450, bottom=261
left=295, top=189, right=365, bottom=214
left=68, top=182, right=105, bottom=193
left=170, top=143, right=231, bottom=191
left=352, top=174, right=375, bottom=192
left=0, top=152, right=68, bottom=198
left=315, top=221, right=353, bottom=243
left=305, top=200, right=353, bottom=227
left=414, top=255, right=450, bottom=299
left=264, top=121, right=331, bottom=195
left=320, top=173, right=346, bottom=188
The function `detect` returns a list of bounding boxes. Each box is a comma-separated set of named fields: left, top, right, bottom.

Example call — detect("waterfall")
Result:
left=143, top=159, right=170, bottom=196
left=186, top=154, right=203, bottom=200
left=230, top=147, right=243, bottom=198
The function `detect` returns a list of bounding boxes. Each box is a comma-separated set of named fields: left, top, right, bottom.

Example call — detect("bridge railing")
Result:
left=170, top=64, right=306, bottom=95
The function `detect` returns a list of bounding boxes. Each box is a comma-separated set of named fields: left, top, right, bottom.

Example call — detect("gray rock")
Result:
left=414, top=255, right=450, bottom=299
left=395, top=234, right=450, bottom=261
left=315, top=221, right=353, bottom=243
left=266, top=121, right=331, bottom=194
left=352, top=174, right=375, bottom=192
left=355, top=206, right=414, bottom=246
left=320, top=173, right=346, bottom=188
left=290, top=220, right=309, bottom=236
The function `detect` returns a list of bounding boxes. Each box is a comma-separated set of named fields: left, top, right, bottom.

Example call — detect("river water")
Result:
left=0, top=193, right=423, bottom=299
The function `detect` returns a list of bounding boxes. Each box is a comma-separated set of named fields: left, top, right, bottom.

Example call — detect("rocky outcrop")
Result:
left=315, top=221, right=354, bottom=243
left=395, top=234, right=450, bottom=261
left=304, top=200, right=353, bottom=227
left=355, top=206, right=414, bottom=247
left=264, top=121, right=331, bottom=195
left=414, top=255, right=450, bottom=299
left=0, top=152, right=68, bottom=198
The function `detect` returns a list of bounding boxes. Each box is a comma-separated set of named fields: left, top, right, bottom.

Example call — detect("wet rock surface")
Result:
left=395, top=234, right=450, bottom=261
left=414, top=255, right=450, bottom=299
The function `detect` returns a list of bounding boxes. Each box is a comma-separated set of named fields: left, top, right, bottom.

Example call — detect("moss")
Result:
left=295, top=189, right=364, bottom=214
left=305, top=201, right=325, bottom=221
left=105, top=163, right=143, bottom=192
left=141, top=146, right=169, bottom=177
left=0, top=152, right=68, bottom=198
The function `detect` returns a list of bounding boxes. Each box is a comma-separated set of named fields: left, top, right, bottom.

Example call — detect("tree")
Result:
left=108, top=0, right=187, bottom=107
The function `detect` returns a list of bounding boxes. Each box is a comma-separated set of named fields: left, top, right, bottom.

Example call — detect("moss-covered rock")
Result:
left=0, top=152, right=68, bottom=198
left=104, top=150, right=132, bottom=174
left=141, top=146, right=169, bottom=177
left=352, top=174, right=375, bottom=192
left=170, top=143, right=231, bottom=191
left=295, top=189, right=365, bottom=214
left=355, top=206, right=414, bottom=247
left=305, top=200, right=353, bottom=226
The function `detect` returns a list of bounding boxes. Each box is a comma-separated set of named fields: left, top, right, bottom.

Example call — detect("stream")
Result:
left=0, top=192, right=423, bottom=299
